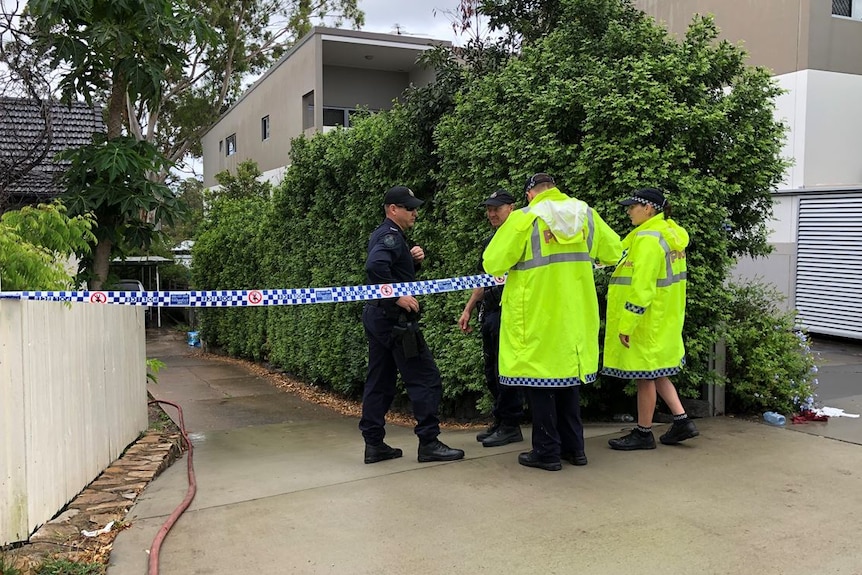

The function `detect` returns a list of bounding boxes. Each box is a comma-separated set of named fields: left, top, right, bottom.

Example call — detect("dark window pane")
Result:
left=833, top=0, right=851, bottom=17
left=302, top=91, right=314, bottom=130
left=323, top=108, right=347, bottom=127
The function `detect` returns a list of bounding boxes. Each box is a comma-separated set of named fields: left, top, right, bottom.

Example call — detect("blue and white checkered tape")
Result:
left=0, top=274, right=507, bottom=307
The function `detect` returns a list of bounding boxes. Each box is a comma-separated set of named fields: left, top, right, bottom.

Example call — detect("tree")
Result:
left=0, top=201, right=95, bottom=290
left=57, top=134, right=180, bottom=287
left=212, top=160, right=273, bottom=201
left=146, top=0, right=363, bottom=170
left=160, top=177, right=205, bottom=247
left=14, top=0, right=362, bottom=287
left=19, top=0, right=203, bottom=286
left=434, top=0, right=788, bottom=396
left=0, top=1, right=56, bottom=210
left=16, top=0, right=363, bottom=178
left=453, top=0, right=565, bottom=52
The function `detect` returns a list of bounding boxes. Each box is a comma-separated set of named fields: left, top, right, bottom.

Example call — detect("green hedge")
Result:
left=192, top=0, right=807, bottom=417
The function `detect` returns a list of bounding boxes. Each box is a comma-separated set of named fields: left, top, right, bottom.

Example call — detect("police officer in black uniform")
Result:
left=458, top=189, right=524, bottom=447
left=360, top=185, right=466, bottom=464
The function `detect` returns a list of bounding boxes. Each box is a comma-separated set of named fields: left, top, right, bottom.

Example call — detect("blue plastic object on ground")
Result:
left=763, top=411, right=786, bottom=426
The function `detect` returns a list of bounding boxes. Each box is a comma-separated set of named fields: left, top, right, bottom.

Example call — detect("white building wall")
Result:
left=775, top=69, right=862, bottom=190
left=768, top=194, right=798, bottom=244
left=774, top=71, right=808, bottom=191
left=737, top=67, right=862, bottom=316
left=733, top=194, right=799, bottom=308
left=803, top=70, right=862, bottom=186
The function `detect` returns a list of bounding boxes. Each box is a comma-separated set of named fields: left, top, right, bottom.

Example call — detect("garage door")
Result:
left=795, top=194, right=862, bottom=339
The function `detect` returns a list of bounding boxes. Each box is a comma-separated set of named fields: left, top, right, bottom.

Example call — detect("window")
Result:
left=218, top=140, right=223, bottom=153
left=323, top=107, right=348, bottom=127
left=302, top=91, right=314, bottom=130
left=225, top=133, right=236, bottom=156
left=833, top=0, right=852, bottom=16
left=261, top=115, right=270, bottom=140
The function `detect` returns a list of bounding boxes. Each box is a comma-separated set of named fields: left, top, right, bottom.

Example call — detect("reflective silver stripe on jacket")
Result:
left=608, top=230, right=686, bottom=287
left=513, top=210, right=593, bottom=271
left=585, top=209, right=595, bottom=253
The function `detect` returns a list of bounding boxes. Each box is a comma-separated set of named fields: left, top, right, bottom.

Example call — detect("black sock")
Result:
left=636, top=425, right=652, bottom=434
left=673, top=413, right=689, bottom=423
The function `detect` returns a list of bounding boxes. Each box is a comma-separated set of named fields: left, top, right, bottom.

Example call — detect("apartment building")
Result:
left=200, top=27, right=449, bottom=189
left=636, top=0, right=862, bottom=339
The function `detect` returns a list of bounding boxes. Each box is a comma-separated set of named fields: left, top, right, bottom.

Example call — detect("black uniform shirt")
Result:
left=366, top=217, right=417, bottom=284
left=480, top=234, right=503, bottom=312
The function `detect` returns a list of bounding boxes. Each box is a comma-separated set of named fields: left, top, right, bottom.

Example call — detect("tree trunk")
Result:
left=107, top=68, right=126, bottom=139
left=89, top=238, right=113, bottom=289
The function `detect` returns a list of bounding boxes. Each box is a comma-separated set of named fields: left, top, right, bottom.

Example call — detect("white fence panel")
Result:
left=0, top=300, right=147, bottom=545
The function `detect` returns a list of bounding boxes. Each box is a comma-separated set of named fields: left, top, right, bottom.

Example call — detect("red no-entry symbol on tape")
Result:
left=247, top=290, right=263, bottom=305
left=90, top=292, right=107, bottom=303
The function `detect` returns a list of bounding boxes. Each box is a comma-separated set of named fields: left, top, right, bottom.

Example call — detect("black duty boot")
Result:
left=659, top=419, right=700, bottom=445
left=418, top=439, right=465, bottom=462
left=481, top=425, right=523, bottom=447
left=364, top=442, right=403, bottom=464
left=517, top=450, right=562, bottom=471
left=561, top=451, right=588, bottom=466
left=476, top=420, right=501, bottom=442
left=608, top=429, right=656, bottom=451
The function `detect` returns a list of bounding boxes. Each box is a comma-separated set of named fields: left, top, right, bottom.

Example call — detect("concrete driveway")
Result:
left=107, top=332, right=862, bottom=575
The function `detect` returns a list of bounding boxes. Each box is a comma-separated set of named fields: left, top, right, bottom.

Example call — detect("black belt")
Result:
left=367, top=299, right=397, bottom=308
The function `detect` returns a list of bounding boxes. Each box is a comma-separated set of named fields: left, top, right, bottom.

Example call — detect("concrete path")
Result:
left=107, top=332, right=862, bottom=575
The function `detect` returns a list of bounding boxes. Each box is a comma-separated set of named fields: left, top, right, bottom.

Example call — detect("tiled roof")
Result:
left=0, top=98, right=104, bottom=209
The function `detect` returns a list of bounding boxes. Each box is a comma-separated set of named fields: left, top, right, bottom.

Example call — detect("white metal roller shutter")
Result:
left=795, top=194, right=862, bottom=339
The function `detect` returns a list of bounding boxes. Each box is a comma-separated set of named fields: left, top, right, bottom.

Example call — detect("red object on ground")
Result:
left=791, top=410, right=829, bottom=424
left=148, top=399, right=196, bottom=575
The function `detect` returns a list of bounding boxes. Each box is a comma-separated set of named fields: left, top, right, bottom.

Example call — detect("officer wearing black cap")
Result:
left=360, top=185, right=465, bottom=464
left=459, top=189, right=524, bottom=447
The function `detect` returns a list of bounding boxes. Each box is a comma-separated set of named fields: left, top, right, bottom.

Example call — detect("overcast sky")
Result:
left=354, top=0, right=471, bottom=45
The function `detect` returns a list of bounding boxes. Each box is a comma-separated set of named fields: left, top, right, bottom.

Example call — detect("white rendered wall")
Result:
left=775, top=69, right=862, bottom=190
left=803, top=70, right=862, bottom=186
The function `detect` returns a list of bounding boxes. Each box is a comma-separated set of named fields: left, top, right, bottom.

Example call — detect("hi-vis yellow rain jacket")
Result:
left=601, top=213, right=689, bottom=379
left=483, top=187, right=622, bottom=387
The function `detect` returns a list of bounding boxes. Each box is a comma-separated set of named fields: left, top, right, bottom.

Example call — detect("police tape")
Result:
left=0, top=274, right=506, bottom=307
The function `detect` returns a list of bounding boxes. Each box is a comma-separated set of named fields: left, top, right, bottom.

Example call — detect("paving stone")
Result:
left=11, top=410, right=183, bottom=574
left=48, top=509, right=80, bottom=524
left=86, top=500, right=134, bottom=512
left=74, top=491, right=121, bottom=506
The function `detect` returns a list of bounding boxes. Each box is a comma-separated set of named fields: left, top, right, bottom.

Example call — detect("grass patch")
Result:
left=37, top=558, right=103, bottom=575
left=0, top=553, right=22, bottom=575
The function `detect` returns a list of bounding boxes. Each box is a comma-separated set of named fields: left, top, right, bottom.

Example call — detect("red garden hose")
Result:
left=147, top=399, right=197, bottom=575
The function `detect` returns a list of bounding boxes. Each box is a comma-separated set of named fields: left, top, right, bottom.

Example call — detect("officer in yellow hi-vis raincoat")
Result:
left=483, top=173, right=621, bottom=471
left=603, top=188, right=700, bottom=451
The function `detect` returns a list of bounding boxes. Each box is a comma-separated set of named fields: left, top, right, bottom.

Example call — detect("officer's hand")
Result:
left=410, top=246, right=425, bottom=263
left=619, top=333, right=630, bottom=348
left=458, top=310, right=473, bottom=333
left=397, top=295, right=420, bottom=313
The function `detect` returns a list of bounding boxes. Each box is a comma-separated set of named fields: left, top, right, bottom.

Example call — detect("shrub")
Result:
left=724, top=281, right=819, bottom=415
left=0, top=202, right=95, bottom=290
